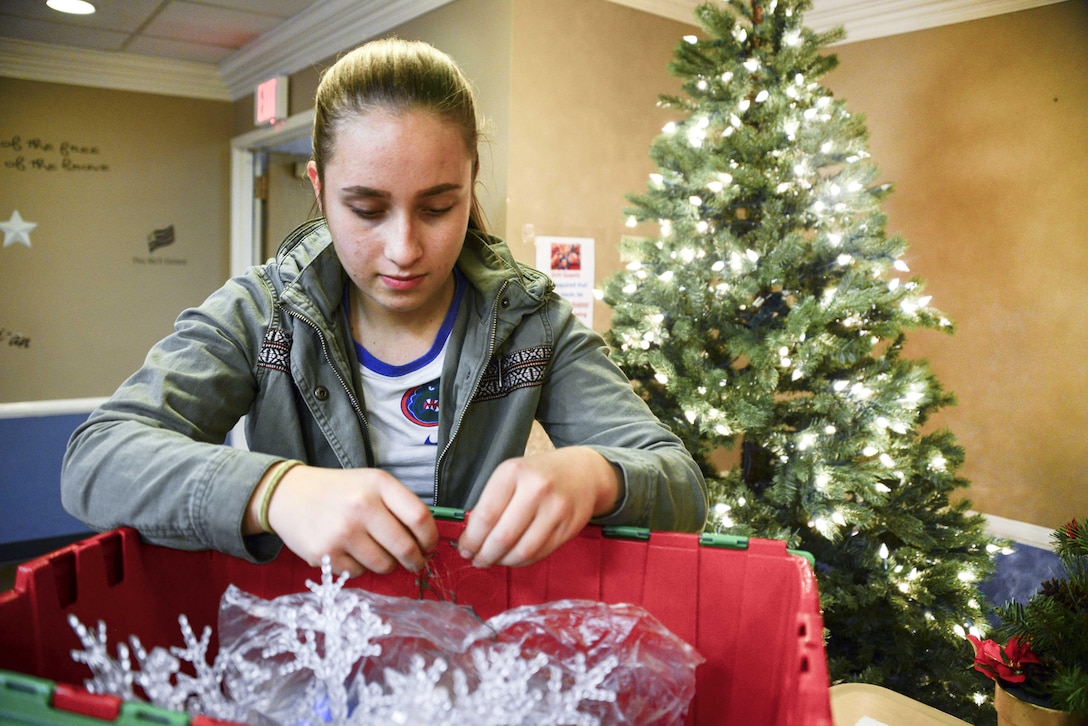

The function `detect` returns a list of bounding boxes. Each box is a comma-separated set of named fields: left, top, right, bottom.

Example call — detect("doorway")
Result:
left=229, top=110, right=315, bottom=277
left=228, top=111, right=315, bottom=449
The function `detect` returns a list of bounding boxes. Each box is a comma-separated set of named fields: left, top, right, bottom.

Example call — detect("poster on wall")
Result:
left=535, top=236, right=595, bottom=328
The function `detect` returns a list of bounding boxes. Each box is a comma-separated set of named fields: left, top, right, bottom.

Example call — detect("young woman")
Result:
left=61, top=38, right=706, bottom=578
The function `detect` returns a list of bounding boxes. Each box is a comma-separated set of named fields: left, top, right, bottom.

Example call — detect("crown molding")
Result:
left=1, top=0, right=1069, bottom=99
left=0, top=37, right=230, bottom=100
left=217, top=0, right=457, bottom=101
left=807, top=0, right=1070, bottom=44
left=606, top=0, right=1070, bottom=43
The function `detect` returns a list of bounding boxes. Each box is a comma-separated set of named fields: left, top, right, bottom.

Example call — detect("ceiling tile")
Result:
left=125, top=34, right=235, bottom=64
left=203, top=0, right=320, bottom=19
left=143, top=1, right=283, bottom=48
left=0, top=0, right=163, bottom=33
left=0, top=13, right=129, bottom=51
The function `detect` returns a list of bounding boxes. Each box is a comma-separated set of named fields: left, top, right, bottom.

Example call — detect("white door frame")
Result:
left=227, top=110, right=314, bottom=448
left=229, top=110, right=314, bottom=276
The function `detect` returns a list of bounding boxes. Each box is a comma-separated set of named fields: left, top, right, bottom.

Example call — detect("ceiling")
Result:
left=0, top=0, right=318, bottom=64
left=0, top=0, right=1067, bottom=101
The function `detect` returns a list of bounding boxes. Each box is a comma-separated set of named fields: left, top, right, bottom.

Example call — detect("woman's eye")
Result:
left=423, top=205, right=454, bottom=217
left=350, top=207, right=383, bottom=219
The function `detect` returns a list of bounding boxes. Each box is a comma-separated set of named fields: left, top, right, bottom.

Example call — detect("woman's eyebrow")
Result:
left=340, top=185, right=388, bottom=199
left=417, top=183, right=463, bottom=198
left=339, top=183, right=463, bottom=199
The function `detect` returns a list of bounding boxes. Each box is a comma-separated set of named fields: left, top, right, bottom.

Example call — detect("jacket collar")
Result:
left=273, top=219, right=345, bottom=327
left=457, top=227, right=554, bottom=305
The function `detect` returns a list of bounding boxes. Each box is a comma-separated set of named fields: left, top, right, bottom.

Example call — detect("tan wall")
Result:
left=506, top=0, right=689, bottom=332
left=824, top=2, right=1088, bottom=528
left=0, top=77, right=233, bottom=402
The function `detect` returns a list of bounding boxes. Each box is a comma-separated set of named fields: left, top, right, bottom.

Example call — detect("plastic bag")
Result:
left=71, top=557, right=703, bottom=725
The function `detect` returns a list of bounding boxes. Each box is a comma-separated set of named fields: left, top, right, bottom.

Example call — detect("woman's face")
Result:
left=308, top=109, right=475, bottom=326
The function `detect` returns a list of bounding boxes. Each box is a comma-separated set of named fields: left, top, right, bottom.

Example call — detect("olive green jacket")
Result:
left=62, top=221, right=707, bottom=561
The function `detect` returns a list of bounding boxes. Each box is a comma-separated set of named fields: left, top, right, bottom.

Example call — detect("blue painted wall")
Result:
left=0, top=413, right=91, bottom=550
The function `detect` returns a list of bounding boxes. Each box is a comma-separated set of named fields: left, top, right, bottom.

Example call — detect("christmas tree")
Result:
left=602, top=0, right=999, bottom=720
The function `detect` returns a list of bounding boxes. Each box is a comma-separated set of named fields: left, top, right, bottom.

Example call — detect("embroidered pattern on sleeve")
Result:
left=257, top=328, right=292, bottom=373
left=472, top=346, right=552, bottom=402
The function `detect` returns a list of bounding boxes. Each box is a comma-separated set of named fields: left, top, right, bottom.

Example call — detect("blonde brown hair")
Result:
left=312, top=37, right=487, bottom=231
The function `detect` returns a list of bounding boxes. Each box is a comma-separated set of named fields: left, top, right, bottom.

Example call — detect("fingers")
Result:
left=324, top=551, right=368, bottom=579
left=491, top=508, right=566, bottom=568
left=270, top=466, right=437, bottom=576
left=457, top=458, right=519, bottom=564
left=359, top=484, right=437, bottom=573
left=332, top=482, right=436, bottom=574
left=458, top=457, right=583, bottom=569
left=382, top=482, right=441, bottom=556
left=323, top=507, right=431, bottom=576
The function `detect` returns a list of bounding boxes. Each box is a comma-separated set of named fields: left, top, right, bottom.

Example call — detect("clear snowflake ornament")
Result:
left=69, top=555, right=702, bottom=725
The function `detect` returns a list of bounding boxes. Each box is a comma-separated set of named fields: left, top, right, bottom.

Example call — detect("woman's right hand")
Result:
left=252, top=464, right=439, bottom=577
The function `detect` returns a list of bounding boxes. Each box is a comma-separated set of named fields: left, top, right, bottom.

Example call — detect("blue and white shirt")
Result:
left=353, top=272, right=465, bottom=503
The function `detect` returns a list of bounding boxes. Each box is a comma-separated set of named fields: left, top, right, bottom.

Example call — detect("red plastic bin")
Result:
left=0, top=519, right=830, bottom=725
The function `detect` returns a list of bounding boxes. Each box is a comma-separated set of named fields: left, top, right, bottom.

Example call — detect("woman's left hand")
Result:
left=457, top=446, right=623, bottom=568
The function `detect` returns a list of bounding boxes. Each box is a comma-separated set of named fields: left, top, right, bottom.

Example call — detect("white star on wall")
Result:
left=1, top=210, right=37, bottom=248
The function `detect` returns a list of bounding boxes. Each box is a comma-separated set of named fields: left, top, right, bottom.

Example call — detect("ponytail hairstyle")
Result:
left=311, top=37, right=487, bottom=232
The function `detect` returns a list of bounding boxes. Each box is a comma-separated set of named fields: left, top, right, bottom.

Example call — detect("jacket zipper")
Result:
left=433, top=279, right=510, bottom=505
left=285, top=307, right=373, bottom=463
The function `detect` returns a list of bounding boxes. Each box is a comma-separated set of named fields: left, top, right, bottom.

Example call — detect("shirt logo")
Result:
left=401, top=379, right=440, bottom=427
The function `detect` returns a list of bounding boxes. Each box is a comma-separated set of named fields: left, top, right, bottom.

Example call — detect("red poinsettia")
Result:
left=967, top=635, right=1041, bottom=684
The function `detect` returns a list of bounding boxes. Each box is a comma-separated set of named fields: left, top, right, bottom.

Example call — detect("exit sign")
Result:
left=255, top=75, right=288, bottom=126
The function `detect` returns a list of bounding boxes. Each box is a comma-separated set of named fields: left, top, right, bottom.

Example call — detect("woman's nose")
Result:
left=382, top=213, right=423, bottom=267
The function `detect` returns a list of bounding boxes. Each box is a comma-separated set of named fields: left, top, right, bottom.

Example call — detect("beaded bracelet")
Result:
left=258, top=459, right=303, bottom=535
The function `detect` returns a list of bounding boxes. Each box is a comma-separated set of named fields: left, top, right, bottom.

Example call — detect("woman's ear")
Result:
left=306, top=160, right=323, bottom=213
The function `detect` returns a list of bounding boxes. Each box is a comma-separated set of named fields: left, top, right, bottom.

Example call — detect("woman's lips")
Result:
left=381, top=274, right=424, bottom=291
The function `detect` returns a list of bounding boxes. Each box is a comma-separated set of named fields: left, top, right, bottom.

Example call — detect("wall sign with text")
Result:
left=535, top=236, right=595, bottom=328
